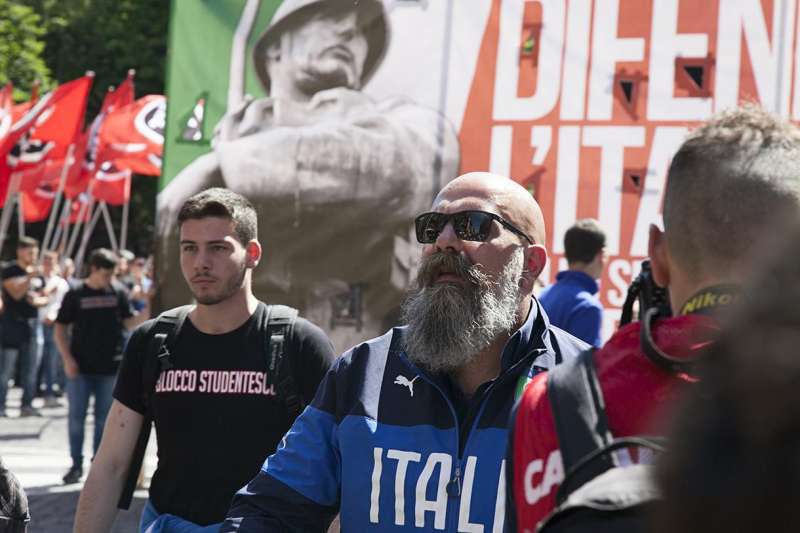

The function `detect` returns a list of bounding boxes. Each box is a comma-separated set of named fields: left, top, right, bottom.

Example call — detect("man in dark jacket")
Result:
left=221, top=172, right=587, bottom=532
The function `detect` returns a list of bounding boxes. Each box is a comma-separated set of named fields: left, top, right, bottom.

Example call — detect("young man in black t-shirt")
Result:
left=74, top=188, right=336, bottom=532
left=55, top=248, right=144, bottom=485
left=0, top=237, right=46, bottom=418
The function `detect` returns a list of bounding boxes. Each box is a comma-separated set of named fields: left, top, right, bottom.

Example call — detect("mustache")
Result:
left=323, top=44, right=355, bottom=64
left=417, top=252, right=483, bottom=288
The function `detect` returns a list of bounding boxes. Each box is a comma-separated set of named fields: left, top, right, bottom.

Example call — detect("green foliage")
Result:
left=23, top=0, right=169, bottom=117
left=0, top=0, right=53, bottom=100
left=9, top=0, right=171, bottom=256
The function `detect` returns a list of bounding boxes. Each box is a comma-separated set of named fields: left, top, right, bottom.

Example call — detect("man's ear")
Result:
left=245, top=240, right=262, bottom=268
left=522, top=244, right=548, bottom=289
left=648, top=224, right=670, bottom=288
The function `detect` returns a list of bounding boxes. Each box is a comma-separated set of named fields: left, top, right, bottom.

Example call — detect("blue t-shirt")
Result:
left=539, top=270, right=603, bottom=347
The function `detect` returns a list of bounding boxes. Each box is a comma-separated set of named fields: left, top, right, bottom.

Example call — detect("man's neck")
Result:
left=85, top=277, right=106, bottom=290
left=190, top=289, right=259, bottom=335
left=567, top=262, right=598, bottom=279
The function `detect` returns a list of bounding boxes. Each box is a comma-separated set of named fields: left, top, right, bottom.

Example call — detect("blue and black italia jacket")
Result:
left=221, top=299, right=588, bottom=532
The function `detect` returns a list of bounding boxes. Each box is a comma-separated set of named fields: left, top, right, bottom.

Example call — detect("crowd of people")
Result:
left=2, top=105, right=800, bottom=533
left=1, top=108, right=799, bottom=533
left=0, top=243, right=154, bottom=483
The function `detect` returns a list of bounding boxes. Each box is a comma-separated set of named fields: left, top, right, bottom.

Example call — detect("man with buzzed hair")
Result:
left=509, top=104, right=800, bottom=531
left=221, top=173, right=587, bottom=532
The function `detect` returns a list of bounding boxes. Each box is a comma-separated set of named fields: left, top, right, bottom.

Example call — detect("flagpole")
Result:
left=16, top=194, right=25, bottom=239
left=50, top=199, right=72, bottom=254
left=119, top=171, right=132, bottom=251
left=100, top=201, right=119, bottom=252
left=120, top=196, right=130, bottom=251
left=41, top=143, right=75, bottom=254
left=0, top=173, right=22, bottom=255
left=74, top=201, right=102, bottom=274
left=66, top=195, right=94, bottom=259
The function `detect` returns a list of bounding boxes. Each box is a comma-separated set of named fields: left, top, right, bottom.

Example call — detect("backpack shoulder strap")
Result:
left=262, top=304, right=303, bottom=418
left=141, top=305, right=192, bottom=410
left=119, top=304, right=191, bottom=510
left=547, top=348, right=614, bottom=500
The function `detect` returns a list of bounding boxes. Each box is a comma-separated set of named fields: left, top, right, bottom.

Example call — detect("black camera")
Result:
left=619, top=260, right=671, bottom=327
left=619, top=260, right=695, bottom=374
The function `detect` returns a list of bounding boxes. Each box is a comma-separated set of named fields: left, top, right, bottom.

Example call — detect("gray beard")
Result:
left=402, top=249, right=525, bottom=374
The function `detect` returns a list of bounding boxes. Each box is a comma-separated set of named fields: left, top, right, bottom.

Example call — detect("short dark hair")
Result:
left=564, top=219, right=606, bottom=264
left=654, top=218, right=800, bottom=533
left=17, top=236, right=38, bottom=250
left=87, top=248, right=118, bottom=271
left=664, top=104, right=800, bottom=279
left=177, top=188, right=257, bottom=245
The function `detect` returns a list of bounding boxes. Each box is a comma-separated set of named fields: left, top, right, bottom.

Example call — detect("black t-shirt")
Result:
left=113, top=303, right=336, bottom=526
left=1, top=263, right=42, bottom=320
left=56, top=281, right=135, bottom=375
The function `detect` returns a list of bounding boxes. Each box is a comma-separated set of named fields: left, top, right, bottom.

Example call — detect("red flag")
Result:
left=90, top=162, right=131, bottom=205
left=0, top=75, right=93, bottom=211
left=1, top=75, right=93, bottom=166
left=98, top=95, right=164, bottom=176
left=10, top=81, right=39, bottom=125
left=110, top=71, right=135, bottom=110
left=64, top=132, right=90, bottom=199
left=0, top=83, right=12, bottom=146
left=82, top=73, right=136, bottom=183
left=20, top=183, right=57, bottom=223
left=15, top=159, right=64, bottom=192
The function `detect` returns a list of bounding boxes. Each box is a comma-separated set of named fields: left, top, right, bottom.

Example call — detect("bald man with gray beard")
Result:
left=221, top=172, right=587, bottom=533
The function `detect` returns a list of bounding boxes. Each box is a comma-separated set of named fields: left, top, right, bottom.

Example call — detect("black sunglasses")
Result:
left=415, top=210, right=534, bottom=245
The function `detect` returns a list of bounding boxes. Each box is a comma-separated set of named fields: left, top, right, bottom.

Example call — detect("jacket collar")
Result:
left=500, top=297, right=554, bottom=371
left=555, top=270, right=599, bottom=294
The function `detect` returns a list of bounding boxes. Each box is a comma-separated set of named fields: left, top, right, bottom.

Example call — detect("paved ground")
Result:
left=0, top=387, right=156, bottom=532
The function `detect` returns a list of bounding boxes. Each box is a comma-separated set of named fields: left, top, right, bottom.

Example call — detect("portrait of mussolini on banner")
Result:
left=157, top=0, right=460, bottom=351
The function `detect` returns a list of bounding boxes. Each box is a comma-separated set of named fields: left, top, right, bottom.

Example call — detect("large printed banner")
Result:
left=159, top=0, right=796, bottom=349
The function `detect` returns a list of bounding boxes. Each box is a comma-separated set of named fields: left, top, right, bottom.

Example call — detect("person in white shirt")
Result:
left=38, top=251, right=70, bottom=407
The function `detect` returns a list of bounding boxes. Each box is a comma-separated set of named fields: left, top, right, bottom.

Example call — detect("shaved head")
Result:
left=664, top=105, right=800, bottom=279
left=435, top=172, right=546, bottom=244
left=403, top=173, right=548, bottom=372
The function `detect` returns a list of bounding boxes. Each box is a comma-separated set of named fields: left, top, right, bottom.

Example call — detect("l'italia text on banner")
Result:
left=159, top=0, right=796, bottom=347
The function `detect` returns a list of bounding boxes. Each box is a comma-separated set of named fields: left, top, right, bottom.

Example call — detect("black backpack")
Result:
left=538, top=349, right=665, bottom=533
left=117, top=303, right=303, bottom=509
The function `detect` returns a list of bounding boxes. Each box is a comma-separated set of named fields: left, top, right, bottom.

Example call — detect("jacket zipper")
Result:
left=404, top=349, right=544, bottom=496
left=457, top=349, right=545, bottom=456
